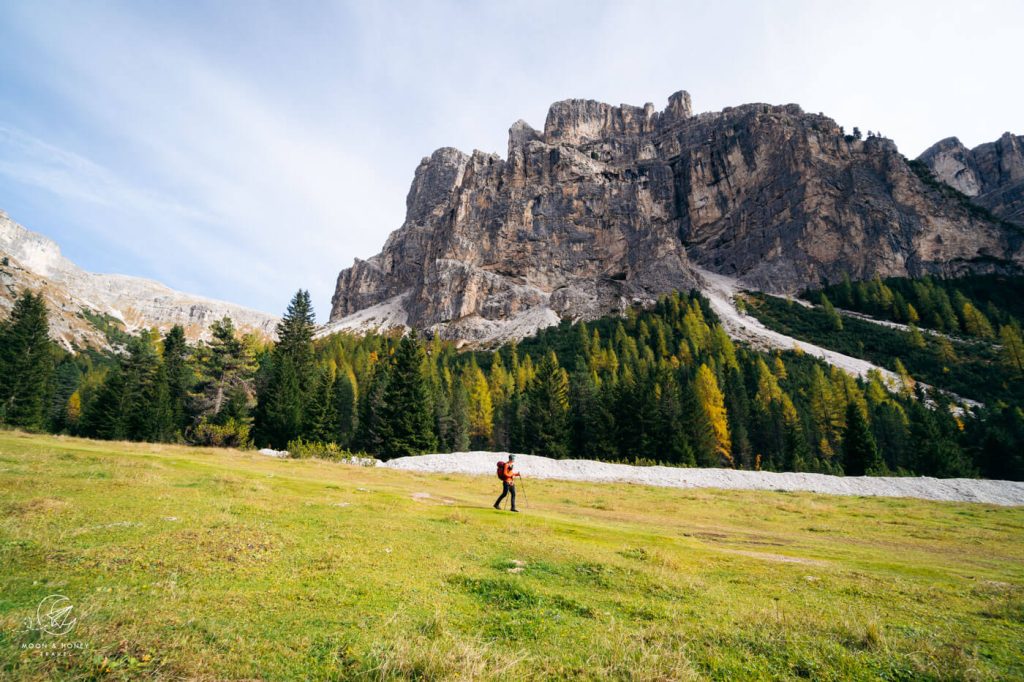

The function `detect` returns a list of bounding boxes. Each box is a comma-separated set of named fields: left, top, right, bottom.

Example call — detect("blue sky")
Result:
left=1, top=0, right=1021, bottom=320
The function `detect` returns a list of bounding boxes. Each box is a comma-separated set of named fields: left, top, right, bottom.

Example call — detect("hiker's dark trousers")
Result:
left=495, top=481, right=516, bottom=509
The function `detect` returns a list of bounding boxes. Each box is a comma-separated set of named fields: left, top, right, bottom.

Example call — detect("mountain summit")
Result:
left=0, top=210, right=278, bottom=348
left=328, top=91, right=1022, bottom=343
left=917, top=132, right=1024, bottom=226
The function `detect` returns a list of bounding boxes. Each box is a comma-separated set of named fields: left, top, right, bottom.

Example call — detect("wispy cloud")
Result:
left=0, top=0, right=1021, bottom=319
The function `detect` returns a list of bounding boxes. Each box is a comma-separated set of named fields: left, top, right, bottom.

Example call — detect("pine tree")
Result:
left=842, top=402, right=881, bottom=475
left=197, top=318, right=258, bottom=420
left=524, top=351, right=570, bottom=458
left=0, top=291, right=54, bottom=428
left=379, top=333, right=436, bottom=458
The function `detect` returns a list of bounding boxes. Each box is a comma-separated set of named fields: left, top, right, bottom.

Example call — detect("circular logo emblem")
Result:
left=36, top=595, right=77, bottom=636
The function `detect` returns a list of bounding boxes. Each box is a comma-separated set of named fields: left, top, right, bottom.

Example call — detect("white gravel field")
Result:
left=381, top=451, right=1024, bottom=506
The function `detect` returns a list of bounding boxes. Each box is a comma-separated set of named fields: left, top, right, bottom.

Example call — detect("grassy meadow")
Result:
left=1, top=430, right=1023, bottom=680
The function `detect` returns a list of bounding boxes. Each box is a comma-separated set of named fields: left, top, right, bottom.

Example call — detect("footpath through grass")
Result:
left=1, top=431, right=1023, bottom=680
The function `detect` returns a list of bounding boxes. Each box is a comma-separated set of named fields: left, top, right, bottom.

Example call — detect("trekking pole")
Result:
left=518, top=477, right=528, bottom=509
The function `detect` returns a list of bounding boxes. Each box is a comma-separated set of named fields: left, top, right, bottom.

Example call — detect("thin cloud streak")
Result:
left=0, top=0, right=1020, bottom=319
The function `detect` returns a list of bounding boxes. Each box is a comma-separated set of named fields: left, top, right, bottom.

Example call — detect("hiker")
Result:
left=493, top=454, right=521, bottom=512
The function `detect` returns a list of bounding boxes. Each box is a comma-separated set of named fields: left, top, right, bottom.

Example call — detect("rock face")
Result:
left=330, top=91, right=1023, bottom=342
left=918, top=133, right=1024, bottom=226
left=0, top=210, right=279, bottom=349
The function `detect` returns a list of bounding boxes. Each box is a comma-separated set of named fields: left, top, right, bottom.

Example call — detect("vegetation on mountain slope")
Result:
left=4, top=281, right=1023, bottom=480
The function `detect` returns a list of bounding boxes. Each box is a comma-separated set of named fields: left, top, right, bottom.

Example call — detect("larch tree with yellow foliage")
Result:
left=694, top=363, right=731, bottom=466
left=465, top=362, right=494, bottom=447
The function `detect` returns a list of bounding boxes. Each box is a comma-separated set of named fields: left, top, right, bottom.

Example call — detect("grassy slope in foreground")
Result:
left=1, top=432, right=1023, bottom=681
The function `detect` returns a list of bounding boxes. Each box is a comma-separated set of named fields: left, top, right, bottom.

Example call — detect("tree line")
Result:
left=1, top=287, right=1021, bottom=480
left=810, top=273, right=1024, bottom=352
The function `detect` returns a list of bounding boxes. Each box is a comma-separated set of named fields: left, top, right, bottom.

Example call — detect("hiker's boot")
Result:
left=493, top=502, right=501, bottom=510
left=510, top=508, right=519, bottom=513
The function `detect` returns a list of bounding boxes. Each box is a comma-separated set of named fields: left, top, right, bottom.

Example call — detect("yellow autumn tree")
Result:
left=694, top=363, right=732, bottom=466
left=66, top=390, right=82, bottom=427
left=465, top=363, right=493, bottom=446
left=1000, top=324, right=1024, bottom=376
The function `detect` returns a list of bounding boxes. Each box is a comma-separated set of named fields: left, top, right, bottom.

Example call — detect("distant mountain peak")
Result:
left=0, top=211, right=278, bottom=349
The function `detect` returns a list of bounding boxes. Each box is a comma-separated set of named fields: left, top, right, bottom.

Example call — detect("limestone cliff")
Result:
left=329, top=91, right=1023, bottom=342
left=0, top=210, right=278, bottom=349
left=918, top=133, right=1024, bottom=226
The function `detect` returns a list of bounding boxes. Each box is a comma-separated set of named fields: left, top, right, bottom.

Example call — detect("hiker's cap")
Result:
left=508, top=454, right=516, bottom=461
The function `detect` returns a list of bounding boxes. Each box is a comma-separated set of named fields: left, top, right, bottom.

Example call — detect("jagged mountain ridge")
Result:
left=328, top=90, right=1023, bottom=343
left=0, top=210, right=278, bottom=349
left=918, top=133, right=1024, bottom=226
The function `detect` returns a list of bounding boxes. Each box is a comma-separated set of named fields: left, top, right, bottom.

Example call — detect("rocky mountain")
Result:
left=918, top=133, right=1024, bottom=226
left=328, top=91, right=1023, bottom=343
left=0, top=210, right=278, bottom=349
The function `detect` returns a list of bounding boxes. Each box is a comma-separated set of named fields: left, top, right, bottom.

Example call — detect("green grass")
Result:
left=1, top=431, right=1023, bottom=680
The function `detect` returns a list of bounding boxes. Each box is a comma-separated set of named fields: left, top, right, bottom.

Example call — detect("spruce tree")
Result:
left=355, top=359, right=391, bottom=454
left=255, top=291, right=317, bottom=447
left=524, top=351, right=570, bottom=458
left=331, top=366, right=358, bottom=447
left=80, top=369, right=127, bottom=440
left=842, top=402, right=881, bottom=475
left=81, top=332, right=171, bottom=443
left=306, top=366, right=337, bottom=443
left=162, top=325, right=194, bottom=435
left=0, top=291, right=54, bottom=428
left=380, top=333, right=436, bottom=458
left=262, top=355, right=304, bottom=448
left=48, top=358, right=81, bottom=432
left=448, top=375, right=471, bottom=452
left=682, top=373, right=716, bottom=467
